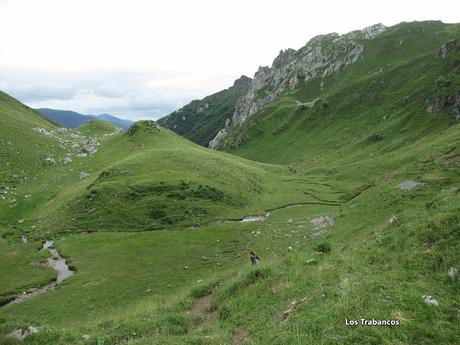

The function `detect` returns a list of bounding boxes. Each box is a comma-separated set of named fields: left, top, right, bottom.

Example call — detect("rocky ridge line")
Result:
left=209, top=23, right=386, bottom=148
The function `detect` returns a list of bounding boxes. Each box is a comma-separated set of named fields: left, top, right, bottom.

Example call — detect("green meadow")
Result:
left=0, top=20, right=459, bottom=345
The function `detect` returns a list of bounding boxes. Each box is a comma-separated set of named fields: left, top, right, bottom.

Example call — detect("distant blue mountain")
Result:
left=95, top=114, right=133, bottom=130
left=36, top=108, right=133, bottom=129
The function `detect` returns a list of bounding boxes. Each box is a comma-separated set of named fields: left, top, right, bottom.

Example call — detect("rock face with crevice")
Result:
left=209, top=23, right=386, bottom=148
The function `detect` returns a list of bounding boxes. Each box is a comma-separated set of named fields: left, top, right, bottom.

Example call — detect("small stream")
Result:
left=43, top=240, right=74, bottom=284
left=241, top=215, right=267, bottom=222
left=217, top=214, right=268, bottom=224
left=4, top=240, right=74, bottom=307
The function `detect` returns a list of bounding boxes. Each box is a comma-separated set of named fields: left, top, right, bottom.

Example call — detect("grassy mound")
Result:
left=77, top=119, right=119, bottom=137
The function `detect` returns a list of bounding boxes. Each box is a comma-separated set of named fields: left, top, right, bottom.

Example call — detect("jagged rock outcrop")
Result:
left=439, top=39, right=458, bottom=58
left=209, top=128, right=227, bottom=149
left=209, top=24, right=386, bottom=148
left=426, top=40, right=460, bottom=119
left=427, top=92, right=460, bottom=119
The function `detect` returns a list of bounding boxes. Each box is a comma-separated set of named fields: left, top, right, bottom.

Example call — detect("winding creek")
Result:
left=4, top=201, right=341, bottom=307
left=4, top=240, right=74, bottom=307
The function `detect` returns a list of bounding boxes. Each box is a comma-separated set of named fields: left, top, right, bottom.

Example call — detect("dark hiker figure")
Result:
left=250, top=252, right=260, bottom=265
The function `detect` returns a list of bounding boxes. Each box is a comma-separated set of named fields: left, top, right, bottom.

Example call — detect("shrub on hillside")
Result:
left=368, top=133, right=384, bottom=142
left=435, top=75, right=451, bottom=90
left=127, top=120, right=160, bottom=136
left=316, top=243, right=331, bottom=253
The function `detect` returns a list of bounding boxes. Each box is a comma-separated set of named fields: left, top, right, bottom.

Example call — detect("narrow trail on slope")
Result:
left=190, top=293, right=214, bottom=316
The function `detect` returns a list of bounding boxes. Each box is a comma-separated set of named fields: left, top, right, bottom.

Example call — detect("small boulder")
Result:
left=9, top=329, right=26, bottom=340
left=82, top=138, right=99, bottom=154
left=388, top=215, right=397, bottom=225
left=80, top=172, right=90, bottom=180
left=448, top=267, right=458, bottom=280
left=399, top=181, right=425, bottom=191
left=423, top=295, right=439, bottom=306
left=27, top=326, right=40, bottom=335
left=8, top=325, right=41, bottom=340
left=45, top=156, right=56, bottom=163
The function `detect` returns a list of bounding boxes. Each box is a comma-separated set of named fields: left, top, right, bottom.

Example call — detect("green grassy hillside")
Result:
left=31, top=121, right=322, bottom=234
left=220, top=21, right=460, bottom=165
left=77, top=119, right=119, bottom=137
left=0, top=21, right=459, bottom=345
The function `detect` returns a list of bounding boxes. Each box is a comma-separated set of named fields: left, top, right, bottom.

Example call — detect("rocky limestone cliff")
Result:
left=209, top=23, right=386, bottom=148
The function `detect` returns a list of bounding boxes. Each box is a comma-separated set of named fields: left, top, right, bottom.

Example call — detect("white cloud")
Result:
left=0, top=0, right=458, bottom=120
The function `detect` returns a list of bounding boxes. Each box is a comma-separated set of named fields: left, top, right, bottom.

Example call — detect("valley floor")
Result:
left=1, top=138, right=459, bottom=344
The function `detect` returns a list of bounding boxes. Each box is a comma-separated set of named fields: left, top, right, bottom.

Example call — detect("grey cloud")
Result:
left=0, top=67, right=228, bottom=121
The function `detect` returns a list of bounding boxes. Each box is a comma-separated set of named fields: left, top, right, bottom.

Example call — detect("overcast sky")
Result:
left=0, top=0, right=459, bottom=120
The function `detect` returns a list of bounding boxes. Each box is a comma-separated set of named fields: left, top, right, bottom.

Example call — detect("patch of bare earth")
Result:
left=190, top=293, right=213, bottom=315
left=233, top=326, right=248, bottom=345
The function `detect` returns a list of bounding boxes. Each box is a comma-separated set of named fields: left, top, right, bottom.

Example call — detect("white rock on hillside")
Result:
left=8, top=326, right=41, bottom=340
left=310, top=215, right=335, bottom=229
left=423, top=295, right=439, bottom=306
left=80, top=172, right=90, bottom=180
left=448, top=266, right=458, bottom=280
left=399, top=181, right=425, bottom=191
left=209, top=24, right=386, bottom=148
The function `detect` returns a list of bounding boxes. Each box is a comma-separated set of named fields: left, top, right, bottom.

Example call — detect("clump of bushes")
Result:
left=435, top=75, right=451, bottom=90
left=127, top=120, right=160, bottom=136
left=316, top=243, right=331, bottom=253
left=368, top=133, right=384, bottom=142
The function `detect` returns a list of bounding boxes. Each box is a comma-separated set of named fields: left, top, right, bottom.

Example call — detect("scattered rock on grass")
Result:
left=310, top=216, right=335, bottom=229
left=388, top=215, right=397, bottom=225
left=308, top=229, right=327, bottom=238
left=448, top=267, right=458, bottom=280
left=423, top=295, right=439, bottom=306
left=306, top=259, right=317, bottom=265
left=8, top=326, right=41, bottom=340
left=399, top=181, right=425, bottom=191
left=282, top=297, right=309, bottom=320
left=80, top=172, right=90, bottom=180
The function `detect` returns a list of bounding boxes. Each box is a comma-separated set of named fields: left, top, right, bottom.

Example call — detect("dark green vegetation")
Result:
left=1, top=21, right=460, bottom=345
left=158, top=76, right=251, bottom=146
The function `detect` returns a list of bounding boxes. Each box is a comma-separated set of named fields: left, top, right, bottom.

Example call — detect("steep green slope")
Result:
left=219, top=21, right=460, bottom=164
left=158, top=76, right=251, bottom=146
left=0, top=91, right=58, bottom=173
